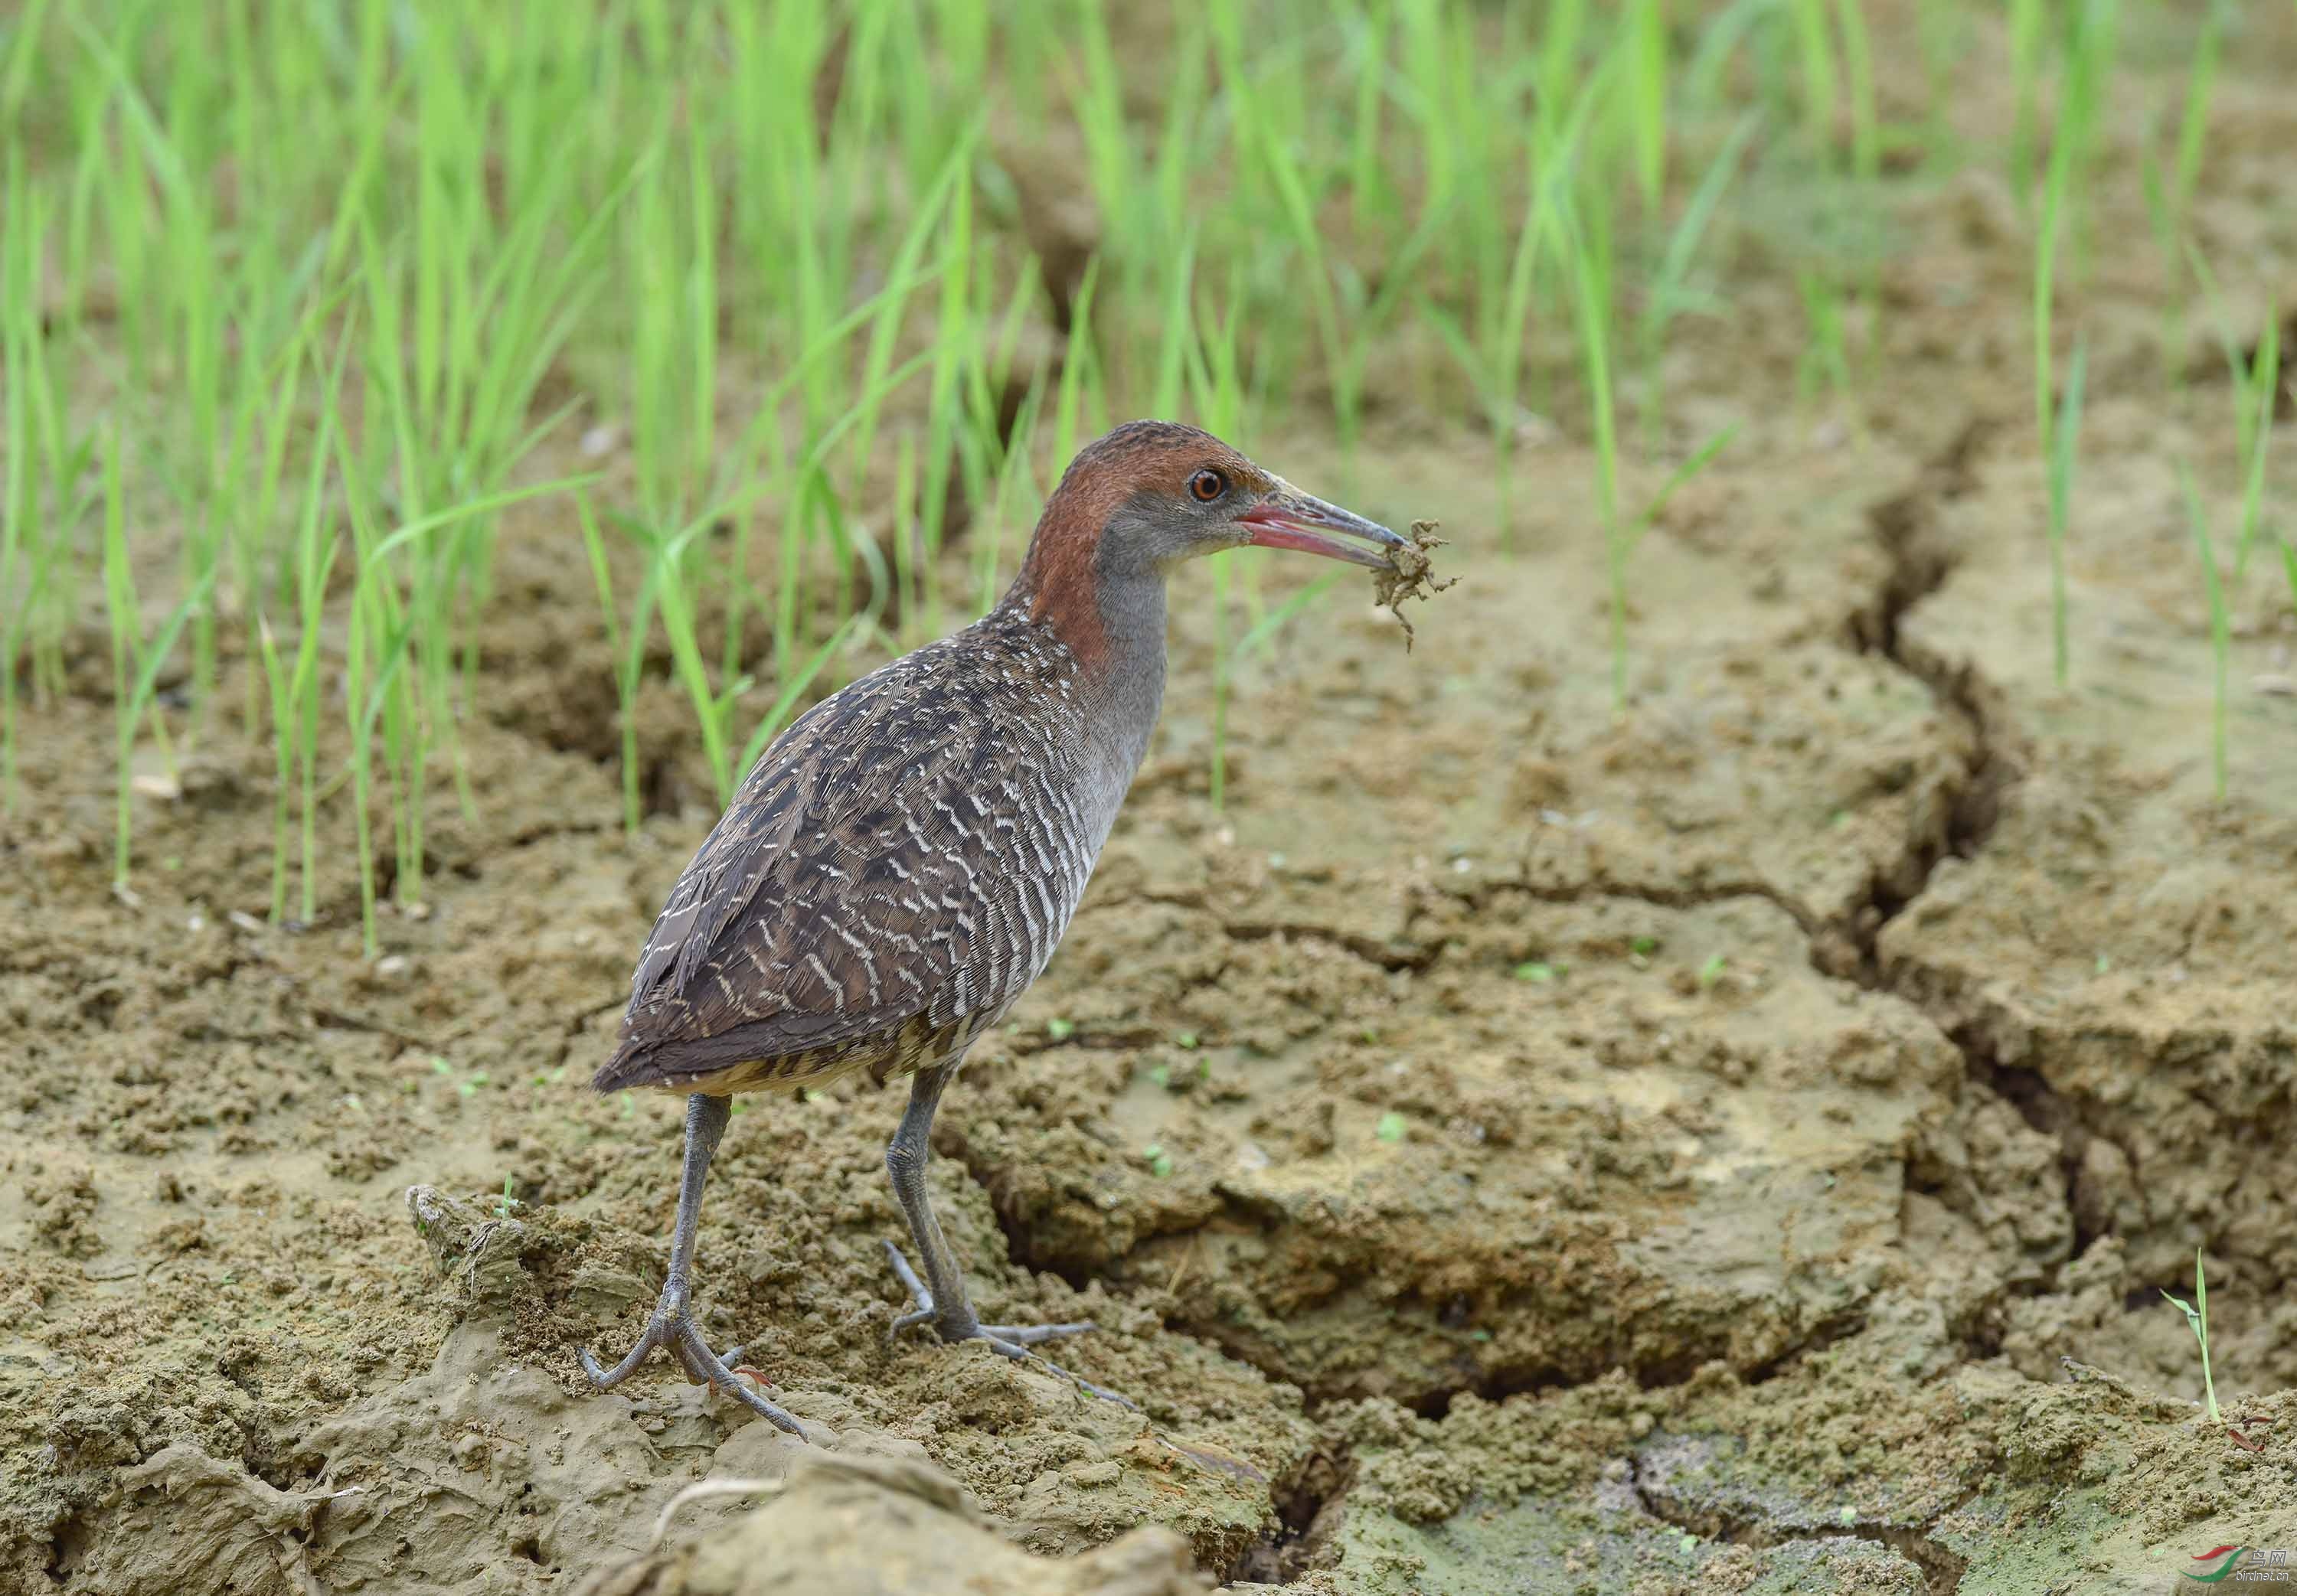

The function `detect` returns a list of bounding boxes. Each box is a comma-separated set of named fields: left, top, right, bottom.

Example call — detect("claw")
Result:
left=881, top=1242, right=1132, bottom=1410
left=584, top=1298, right=808, bottom=1438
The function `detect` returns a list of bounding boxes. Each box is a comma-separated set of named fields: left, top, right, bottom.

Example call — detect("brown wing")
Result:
left=594, top=617, right=1099, bottom=1093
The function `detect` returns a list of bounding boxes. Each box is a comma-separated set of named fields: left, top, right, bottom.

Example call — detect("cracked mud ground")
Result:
left=7, top=14, right=2297, bottom=1596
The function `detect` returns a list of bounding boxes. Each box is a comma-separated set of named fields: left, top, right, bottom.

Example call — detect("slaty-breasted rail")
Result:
left=583, top=421, right=1407, bottom=1432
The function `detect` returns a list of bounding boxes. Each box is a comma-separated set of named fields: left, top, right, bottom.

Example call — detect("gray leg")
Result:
left=882, top=1059, right=1133, bottom=1408
left=581, top=1093, right=806, bottom=1437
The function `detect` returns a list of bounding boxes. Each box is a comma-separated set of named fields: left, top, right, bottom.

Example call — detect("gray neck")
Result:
left=1082, top=566, right=1168, bottom=783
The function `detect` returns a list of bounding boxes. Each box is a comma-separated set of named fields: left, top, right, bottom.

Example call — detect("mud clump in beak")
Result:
left=1371, top=521, right=1458, bottom=651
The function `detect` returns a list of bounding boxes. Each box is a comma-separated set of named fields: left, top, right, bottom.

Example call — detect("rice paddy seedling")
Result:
left=1639, top=112, right=1760, bottom=446
left=100, top=425, right=213, bottom=900
left=2044, top=339, right=2090, bottom=689
left=2138, top=1, right=2223, bottom=370
left=2177, top=463, right=2232, bottom=802
left=2168, top=3, right=2225, bottom=246
left=1625, top=424, right=1741, bottom=563
left=2031, top=3, right=2116, bottom=687
left=254, top=338, right=352, bottom=925
left=1797, top=269, right=1853, bottom=404
left=2161, top=1247, right=2223, bottom=1423
left=1563, top=194, right=1630, bottom=711
left=2007, top=0, right=2048, bottom=204
left=2233, top=308, right=2279, bottom=581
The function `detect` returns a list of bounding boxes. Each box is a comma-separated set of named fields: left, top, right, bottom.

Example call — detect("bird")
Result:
left=582, top=420, right=1408, bottom=1435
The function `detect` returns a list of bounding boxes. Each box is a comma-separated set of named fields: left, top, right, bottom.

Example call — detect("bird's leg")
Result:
left=580, top=1092, right=805, bottom=1437
left=881, top=1060, right=1134, bottom=1409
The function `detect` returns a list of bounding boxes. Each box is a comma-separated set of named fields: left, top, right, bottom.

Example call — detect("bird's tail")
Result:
left=591, top=1033, right=654, bottom=1095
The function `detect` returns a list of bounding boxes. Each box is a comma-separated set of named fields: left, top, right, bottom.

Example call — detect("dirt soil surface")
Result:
left=6, top=8, right=2297, bottom=1594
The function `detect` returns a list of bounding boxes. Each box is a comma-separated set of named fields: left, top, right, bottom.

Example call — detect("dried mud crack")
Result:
left=1628, top=1452, right=1975, bottom=1596
left=1836, top=415, right=2018, bottom=987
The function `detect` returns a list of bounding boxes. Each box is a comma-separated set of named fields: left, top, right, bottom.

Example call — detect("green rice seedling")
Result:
left=2007, top=0, right=2047, bottom=204
left=2032, top=4, right=2115, bottom=684
left=2161, top=1247, right=2223, bottom=1423
left=2178, top=464, right=2232, bottom=802
left=1831, top=0, right=1879, bottom=188
left=254, top=338, right=351, bottom=924
left=2138, top=0, right=2226, bottom=364
left=1797, top=269, right=1852, bottom=405
left=2233, top=308, right=2279, bottom=580
left=1789, top=0, right=1839, bottom=162
left=1625, top=0, right=1671, bottom=212
left=575, top=494, right=650, bottom=837
left=0, top=158, right=71, bottom=811
left=1639, top=111, right=1760, bottom=446
left=0, top=0, right=56, bottom=126
left=2042, top=0, right=2119, bottom=279
left=1417, top=52, right=1611, bottom=543
left=1563, top=193, right=1632, bottom=710
left=1681, top=0, right=1775, bottom=121
left=100, top=425, right=213, bottom=900
left=1623, top=424, right=1742, bottom=563
left=2044, top=340, right=2090, bottom=688
left=337, top=460, right=595, bottom=954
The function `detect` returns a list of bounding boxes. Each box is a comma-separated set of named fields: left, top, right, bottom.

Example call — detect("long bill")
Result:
left=1236, top=485, right=1407, bottom=570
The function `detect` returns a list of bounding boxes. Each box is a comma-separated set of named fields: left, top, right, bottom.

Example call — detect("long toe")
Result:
left=881, top=1240, right=935, bottom=1327
left=669, top=1320, right=808, bottom=1438
left=977, top=1332, right=1138, bottom=1411
left=580, top=1314, right=668, bottom=1389
left=977, top=1321, right=1095, bottom=1344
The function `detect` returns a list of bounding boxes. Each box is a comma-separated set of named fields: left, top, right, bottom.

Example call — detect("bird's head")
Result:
left=1043, top=419, right=1404, bottom=575
left=1015, top=422, right=1403, bottom=658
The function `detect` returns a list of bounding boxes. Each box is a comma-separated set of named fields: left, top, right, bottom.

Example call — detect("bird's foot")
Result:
left=580, top=1284, right=807, bottom=1437
left=881, top=1241, right=1135, bottom=1409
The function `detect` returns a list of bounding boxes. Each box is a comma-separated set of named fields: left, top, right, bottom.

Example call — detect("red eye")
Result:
left=1189, top=469, right=1226, bottom=502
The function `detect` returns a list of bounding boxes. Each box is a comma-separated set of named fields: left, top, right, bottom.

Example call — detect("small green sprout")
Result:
left=1375, top=1111, right=1407, bottom=1143
left=1143, top=1144, right=1173, bottom=1178
left=2161, top=1247, right=2222, bottom=1423
left=496, top=1175, right=518, bottom=1217
left=1697, top=953, right=1728, bottom=989
left=1045, top=1017, right=1076, bottom=1042
left=1514, top=960, right=1557, bottom=983
left=1175, top=1031, right=1199, bottom=1049
left=1148, top=1063, right=1171, bottom=1089
left=1630, top=935, right=1658, bottom=956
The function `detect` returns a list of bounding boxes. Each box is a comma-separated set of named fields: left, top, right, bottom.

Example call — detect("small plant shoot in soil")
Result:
left=2161, top=1248, right=2222, bottom=1425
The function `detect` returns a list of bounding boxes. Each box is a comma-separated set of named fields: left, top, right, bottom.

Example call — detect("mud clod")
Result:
left=573, top=1452, right=1202, bottom=1596
left=1370, top=521, right=1457, bottom=651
